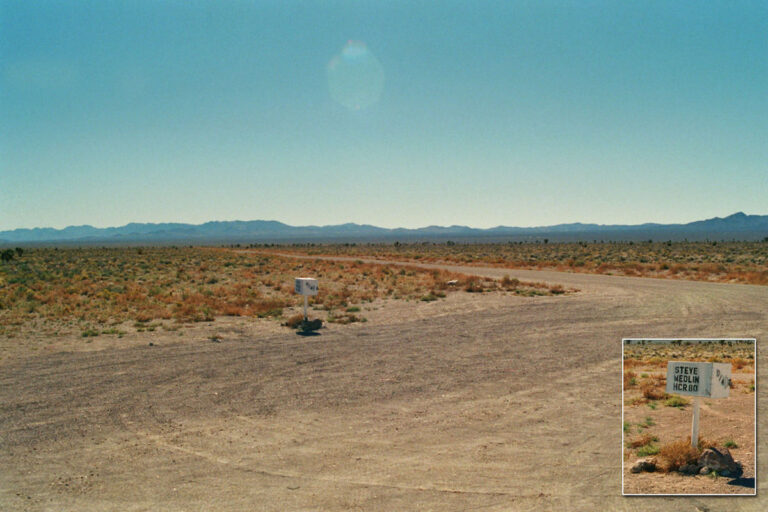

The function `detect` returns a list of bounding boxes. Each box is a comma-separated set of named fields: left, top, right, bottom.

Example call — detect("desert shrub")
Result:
left=463, top=277, right=483, bottom=293
left=256, top=307, right=282, bottom=319
left=664, top=396, right=689, bottom=408
left=640, top=382, right=667, bottom=400
left=637, top=444, right=660, bottom=457
left=657, top=440, right=700, bottom=472
left=327, top=312, right=363, bottom=324
left=732, top=357, right=749, bottom=370
left=501, top=275, right=519, bottom=288
left=627, top=433, right=657, bottom=449
left=222, top=304, right=245, bottom=316
left=623, top=371, right=637, bottom=388
left=697, top=438, right=718, bottom=451
left=283, top=314, right=305, bottom=329
left=134, top=312, right=153, bottom=323
left=549, top=284, right=566, bottom=294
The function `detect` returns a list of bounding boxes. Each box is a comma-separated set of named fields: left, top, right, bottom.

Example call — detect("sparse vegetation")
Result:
left=640, top=381, right=667, bottom=400
left=624, top=340, right=755, bottom=376
left=664, top=396, right=690, bottom=408
left=283, top=314, right=306, bottom=329
left=261, top=240, right=768, bottom=285
left=657, top=440, right=701, bottom=472
left=627, top=433, right=658, bottom=449
left=0, top=247, right=571, bottom=338
left=623, top=371, right=637, bottom=388
left=637, top=444, right=661, bottom=457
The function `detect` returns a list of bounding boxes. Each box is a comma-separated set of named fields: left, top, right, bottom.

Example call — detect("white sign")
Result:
left=665, top=361, right=730, bottom=398
left=294, top=278, right=318, bottom=296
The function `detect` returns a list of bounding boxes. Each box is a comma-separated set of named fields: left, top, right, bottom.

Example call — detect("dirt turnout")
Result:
left=2, top=257, right=767, bottom=511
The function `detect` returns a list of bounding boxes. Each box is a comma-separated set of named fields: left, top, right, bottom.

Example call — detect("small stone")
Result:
left=631, top=458, right=656, bottom=473
left=699, top=466, right=711, bottom=475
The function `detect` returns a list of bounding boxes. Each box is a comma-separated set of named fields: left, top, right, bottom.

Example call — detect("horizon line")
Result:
left=1, top=211, right=762, bottom=233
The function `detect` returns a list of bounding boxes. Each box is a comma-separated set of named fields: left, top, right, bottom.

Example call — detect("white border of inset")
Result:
left=621, top=337, right=757, bottom=497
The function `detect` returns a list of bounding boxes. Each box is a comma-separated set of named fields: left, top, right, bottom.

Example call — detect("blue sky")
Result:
left=1, top=1, right=766, bottom=230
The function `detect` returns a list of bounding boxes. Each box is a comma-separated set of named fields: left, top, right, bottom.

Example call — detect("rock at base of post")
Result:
left=299, top=319, right=323, bottom=332
left=631, top=458, right=657, bottom=473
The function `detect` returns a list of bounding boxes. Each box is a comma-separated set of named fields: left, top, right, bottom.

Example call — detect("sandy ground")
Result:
left=1, top=257, right=767, bottom=511
left=623, top=366, right=755, bottom=495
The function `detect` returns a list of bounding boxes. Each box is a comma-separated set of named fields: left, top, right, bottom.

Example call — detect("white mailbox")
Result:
left=294, top=278, right=318, bottom=296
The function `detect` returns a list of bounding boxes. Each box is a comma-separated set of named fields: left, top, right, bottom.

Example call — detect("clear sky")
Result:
left=1, top=1, right=766, bottom=231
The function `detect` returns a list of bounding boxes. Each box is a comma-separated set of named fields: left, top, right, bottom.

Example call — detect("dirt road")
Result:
left=2, top=256, right=766, bottom=511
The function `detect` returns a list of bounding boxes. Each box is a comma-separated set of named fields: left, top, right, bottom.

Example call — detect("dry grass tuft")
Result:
left=732, top=357, right=750, bottom=370
left=283, top=314, right=305, bottom=329
left=640, top=381, right=667, bottom=400
left=657, top=440, right=700, bottom=472
left=627, top=433, right=657, bottom=449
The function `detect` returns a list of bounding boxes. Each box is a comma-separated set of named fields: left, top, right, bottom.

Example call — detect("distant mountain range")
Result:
left=1, top=212, right=767, bottom=245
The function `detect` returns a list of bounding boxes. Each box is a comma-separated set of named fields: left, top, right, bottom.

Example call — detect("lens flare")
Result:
left=326, top=41, right=384, bottom=111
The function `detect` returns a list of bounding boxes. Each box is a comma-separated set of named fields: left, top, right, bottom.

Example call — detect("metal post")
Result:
left=303, top=295, right=308, bottom=322
left=691, top=396, right=700, bottom=448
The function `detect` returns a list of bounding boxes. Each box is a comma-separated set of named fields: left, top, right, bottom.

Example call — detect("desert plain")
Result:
left=1, top=245, right=767, bottom=511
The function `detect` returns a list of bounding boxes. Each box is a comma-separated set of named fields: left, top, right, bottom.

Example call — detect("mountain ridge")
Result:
left=1, top=212, right=767, bottom=245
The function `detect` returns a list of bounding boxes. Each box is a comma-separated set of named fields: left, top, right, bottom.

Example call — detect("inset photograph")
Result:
left=622, top=338, right=756, bottom=495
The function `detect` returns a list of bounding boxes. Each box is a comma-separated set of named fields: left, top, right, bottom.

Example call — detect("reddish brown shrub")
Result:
left=640, top=382, right=666, bottom=400
left=657, top=440, right=700, bottom=472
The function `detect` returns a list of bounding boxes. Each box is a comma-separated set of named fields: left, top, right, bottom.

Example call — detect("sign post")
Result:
left=691, top=397, right=701, bottom=450
left=665, top=361, right=731, bottom=447
left=294, top=278, right=318, bottom=323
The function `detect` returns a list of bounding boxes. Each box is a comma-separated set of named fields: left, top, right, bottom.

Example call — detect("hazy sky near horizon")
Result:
left=2, top=1, right=766, bottom=231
